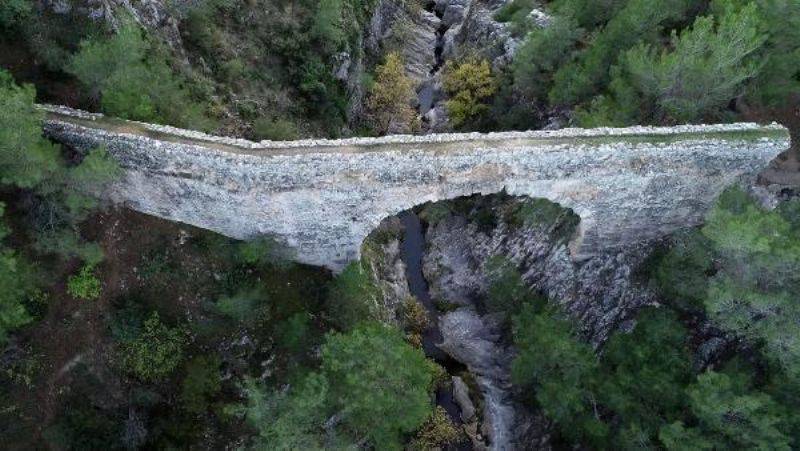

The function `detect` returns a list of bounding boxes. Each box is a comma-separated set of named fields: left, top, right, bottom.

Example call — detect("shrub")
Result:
left=700, top=188, right=800, bottom=380
left=242, top=323, right=434, bottom=449
left=0, top=0, right=31, bottom=30
left=215, top=288, right=267, bottom=323
left=326, top=261, right=381, bottom=331
left=443, top=58, right=497, bottom=128
left=252, top=118, right=299, bottom=141
left=180, top=355, right=222, bottom=414
left=402, top=296, right=430, bottom=334
left=410, top=406, right=463, bottom=450
left=484, top=256, right=542, bottom=315
left=0, top=70, right=59, bottom=189
left=512, top=16, right=583, bottom=100
left=236, top=236, right=294, bottom=268
left=67, top=24, right=214, bottom=130
left=119, top=312, right=187, bottom=382
left=67, top=265, right=102, bottom=300
left=0, top=250, right=33, bottom=344
left=548, top=0, right=694, bottom=107
left=366, top=52, right=417, bottom=134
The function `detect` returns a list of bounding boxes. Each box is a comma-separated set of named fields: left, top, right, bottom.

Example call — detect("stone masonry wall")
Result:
left=41, top=105, right=789, bottom=270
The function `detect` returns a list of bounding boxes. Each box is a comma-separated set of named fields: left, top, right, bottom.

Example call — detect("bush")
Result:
left=67, top=24, right=214, bottom=130
left=659, top=370, right=791, bottom=449
left=443, top=58, right=497, bottom=128
left=119, top=312, right=187, bottom=382
left=402, top=297, right=430, bottom=334
left=699, top=188, right=800, bottom=380
left=252, top=118, right=300, bottom=141
left=366, top=52, right=417, bottom=134
left=236, top=236, right=294, bottom=268
left=215, top=287, right=267, bottom=323
left=410, top=406, right=463, bottom=450
left=512, top=16, right=583, bottom=100
left=484, top=256, right=542, bottom=315
left=180, top=355, right=222, bottom=414
left=67, top=265, right=102, bottom=300
left=548, top=0, right=695, bottom=107
left=0, top=0, right=31, bottom=31
left=0, top=70, right=59, bottom=189
left=326, top=261, right=381, bottom=331
left=0, top=250, right=33, bottom=344
left=511, top=303, right=600, bottom=438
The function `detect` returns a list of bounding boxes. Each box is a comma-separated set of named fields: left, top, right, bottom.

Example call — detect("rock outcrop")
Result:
left=421, top=194, right=651, bottom=448
left=42, top=104, right=789, bottom=271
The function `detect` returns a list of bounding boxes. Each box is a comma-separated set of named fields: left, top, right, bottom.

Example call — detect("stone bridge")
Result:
left=41, top=105, right=789, bottom=270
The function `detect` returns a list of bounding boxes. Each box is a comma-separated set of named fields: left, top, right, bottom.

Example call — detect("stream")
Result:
left=399, top=211, right=472, bottom=449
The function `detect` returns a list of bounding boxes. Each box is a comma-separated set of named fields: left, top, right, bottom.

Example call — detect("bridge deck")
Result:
left=41, top=104, right=788, bottom=158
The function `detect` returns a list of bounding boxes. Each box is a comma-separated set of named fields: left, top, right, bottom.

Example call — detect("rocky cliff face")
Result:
left=362, top=0, right=519, bottom=131
left=418, top=194, right=653, bottom=448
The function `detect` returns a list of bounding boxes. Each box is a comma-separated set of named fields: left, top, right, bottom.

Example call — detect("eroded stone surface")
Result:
left=41, top=105, right=789, bottom=270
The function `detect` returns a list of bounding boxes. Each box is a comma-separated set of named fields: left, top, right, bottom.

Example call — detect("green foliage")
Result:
left=243, top=323, right=434, bottom=449
left=651, top=230, right=714, bottom=310
left=0, top=204, right=34, bottom=344
left=66, top=264, right=102, bottom=300
left=484, top=256, right=542, bottom=315
left=215, top=288, right=267, bottom=323
left=252, top=118, right=300, bottom=141
left=740, top=0, right=800, bottom=108
left=0, top=252, right=33, bottom=345
left=511, top=16, right=583, bottom=100
left=366, top=52, right=417, bottom=134
left=0, top=0, right=31, bottom=31
left=700, top=188, right=800, bottom=380
left=616, top=3, right=765, bottom=123
left=598, top=308, right=693, bottom=444
left=0, top=70, right=59, bottom=189
left=511, top=303, right=599, bottom=431
left=180, top=355, right=222, bottom=414
left=549, top=0, right=695, bottom=107
left=443, top=58, right=497, bottom=128
left=119, top=312, right=187, bottom=382
left=410, top=406, right=464, bottom=450
left=320, top=323, right=433, bottom=447
left=66, top=24, right=213, bottom=130
left=326, top=261, right=381, bottom=331
left=236, top=236, right=294, bottom=268
left=659, top=370, right=791, bottom=449
left=241, top=374, right=333, bottom=450
left=312, top=0, right=346, bottom=52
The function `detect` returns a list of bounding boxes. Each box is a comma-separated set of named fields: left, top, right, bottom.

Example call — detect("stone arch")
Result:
left=357, top=188, right=585, bottom=269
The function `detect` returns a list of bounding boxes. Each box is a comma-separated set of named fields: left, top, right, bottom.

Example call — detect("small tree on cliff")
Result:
left=366, top=52, right=417, bottom=134
left=442, top=57, right=497, bottom=128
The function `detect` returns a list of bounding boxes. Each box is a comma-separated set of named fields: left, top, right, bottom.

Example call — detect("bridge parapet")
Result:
left=41, top=104, right=789, bottom=270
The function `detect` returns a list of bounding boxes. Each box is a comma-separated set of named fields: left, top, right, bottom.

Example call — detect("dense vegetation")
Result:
left=503, top=188, right=800, bottom=448
left=2, top=0, right=800, bottom=449
left=492, top=0, right=800, bottom=130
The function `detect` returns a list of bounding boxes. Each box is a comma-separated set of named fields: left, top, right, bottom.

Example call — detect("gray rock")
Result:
left=452, top=376, right=477, bottom=422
